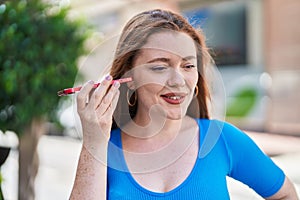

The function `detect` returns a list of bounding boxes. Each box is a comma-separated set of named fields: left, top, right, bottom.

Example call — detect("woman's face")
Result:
left=130, top=31, right=198, bottom=121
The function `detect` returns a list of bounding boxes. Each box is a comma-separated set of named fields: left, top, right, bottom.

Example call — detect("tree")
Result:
left=0, top=0, right=90, bottom=199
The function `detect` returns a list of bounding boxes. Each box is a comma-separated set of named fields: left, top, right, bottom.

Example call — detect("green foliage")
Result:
left=0, top=0, right=90, bottom=135
left=226, top=87, right=258, bottom=117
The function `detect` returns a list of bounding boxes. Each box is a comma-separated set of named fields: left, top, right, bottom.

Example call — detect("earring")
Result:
left=127, top=89, right=137, bottom=106
left=193, top=86, right=198, bottom=98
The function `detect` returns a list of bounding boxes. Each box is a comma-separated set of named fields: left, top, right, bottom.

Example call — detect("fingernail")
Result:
left=105, top=75, right=112, bottom=81
left=113, top=81, right=120, bottom=88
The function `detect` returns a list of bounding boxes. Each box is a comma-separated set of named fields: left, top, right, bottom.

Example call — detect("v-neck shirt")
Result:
left=107, top=119, right=285, bottom=199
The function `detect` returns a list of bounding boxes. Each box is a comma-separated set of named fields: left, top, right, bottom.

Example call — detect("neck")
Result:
left=121, top=115, right=198, bottom=154
left=128, top=108, right=183, bottom=138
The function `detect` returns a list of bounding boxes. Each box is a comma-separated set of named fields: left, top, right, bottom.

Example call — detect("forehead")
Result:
left=141, top=31, right=196, bottom=58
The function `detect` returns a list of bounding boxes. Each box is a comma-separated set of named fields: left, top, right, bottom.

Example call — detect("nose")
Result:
left=166, top=69, right=185, bottom=87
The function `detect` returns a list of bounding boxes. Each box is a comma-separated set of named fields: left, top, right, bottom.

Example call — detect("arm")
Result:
left=70, top=144, right=108, bottom=200
left=69, top=76, right=120, bottom=200
left=222, top=122, right=297, bottom=199
left=266, top=176, right=299, bottom=200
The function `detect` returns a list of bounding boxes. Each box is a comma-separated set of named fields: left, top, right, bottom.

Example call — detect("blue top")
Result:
left=107, top=119, right=285, bottom=199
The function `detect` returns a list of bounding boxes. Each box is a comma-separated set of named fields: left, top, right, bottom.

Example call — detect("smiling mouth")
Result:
left=160, top=93, right=186, bottom=104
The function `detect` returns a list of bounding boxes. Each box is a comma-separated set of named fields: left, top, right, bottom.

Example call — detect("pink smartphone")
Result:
left=57, top=77, right=132, bottom=96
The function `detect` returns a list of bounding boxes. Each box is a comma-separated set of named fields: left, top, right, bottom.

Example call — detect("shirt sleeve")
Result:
left=222, top=121, right=285, bottom=198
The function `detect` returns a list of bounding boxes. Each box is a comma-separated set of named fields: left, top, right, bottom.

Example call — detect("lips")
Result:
left=160, top=92, right=186, bottom=104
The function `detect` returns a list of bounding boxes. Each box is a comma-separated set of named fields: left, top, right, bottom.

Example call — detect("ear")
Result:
left=127, top=80, right=135, bottom=90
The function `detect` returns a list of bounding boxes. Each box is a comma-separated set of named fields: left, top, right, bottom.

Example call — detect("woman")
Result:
left=70, top=9, right=298, bottom=199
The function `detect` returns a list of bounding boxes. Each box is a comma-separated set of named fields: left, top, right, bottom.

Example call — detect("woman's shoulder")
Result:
left=198, top=119, right=260, bottom=152
left=196, top=118, right=240, bottom=132
left=196, top=118, right=247, bottom=142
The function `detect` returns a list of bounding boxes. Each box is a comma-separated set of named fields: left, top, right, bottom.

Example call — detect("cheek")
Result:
left=132, top=68, right=167, bottom=88
left=136, top=84, right=163, bottom=104
left=185, top=72, right=198, bottom=89
left=137, top=84, right=162, bottom=96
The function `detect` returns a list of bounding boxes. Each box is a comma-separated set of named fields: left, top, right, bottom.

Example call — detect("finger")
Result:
left=77, top=80, right=95, bottom=110
left=107, top=88, right=120, bottom=116
left=97, top=89, right=120, bottom=124
left=96, top=81, right=120, bottom=116
left=88, top=75, right=113, bottom=110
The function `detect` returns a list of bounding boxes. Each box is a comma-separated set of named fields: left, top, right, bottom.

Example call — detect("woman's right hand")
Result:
left=76, top=75, right=120, bottom=149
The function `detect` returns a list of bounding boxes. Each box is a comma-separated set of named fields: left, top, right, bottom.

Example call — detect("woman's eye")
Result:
left=184, top=64, right=196, bottom=69
left=150, top=65, right=167, bottom=71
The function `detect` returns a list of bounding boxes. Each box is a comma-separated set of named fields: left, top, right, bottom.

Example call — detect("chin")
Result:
left=166, top=116, right=183, bottom=121
left=151, top=104, right=188, bottom=121
left=165, top=110, right=187, bottom=120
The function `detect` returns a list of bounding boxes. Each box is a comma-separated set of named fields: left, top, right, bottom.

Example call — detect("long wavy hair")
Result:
left=110, top=9, right=211, bottom=129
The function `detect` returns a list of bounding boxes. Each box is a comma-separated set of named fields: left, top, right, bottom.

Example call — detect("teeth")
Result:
left=168, top=96, right=181, bottom=100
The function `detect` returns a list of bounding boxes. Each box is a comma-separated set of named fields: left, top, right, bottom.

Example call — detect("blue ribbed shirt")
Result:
left=107, top=119, right=285, bottom=199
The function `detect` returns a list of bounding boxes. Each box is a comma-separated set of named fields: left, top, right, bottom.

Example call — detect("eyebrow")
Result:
left=182, top=56, right=196, bottom=61
left=146, top=57, right=170, bottom=64
left=146, top=56, right=196, bottom=64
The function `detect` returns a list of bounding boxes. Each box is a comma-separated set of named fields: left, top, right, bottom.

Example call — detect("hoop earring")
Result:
left=193, top=86, right=198, bottom=98
left=127, top=89, right=137, bottom=106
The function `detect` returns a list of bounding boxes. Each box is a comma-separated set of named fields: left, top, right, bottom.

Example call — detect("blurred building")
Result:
left=263, top=0, right=300, bottom=136
left=69, top=0, right=300, bottom=136
left=180, top=0, right=300, bottom=136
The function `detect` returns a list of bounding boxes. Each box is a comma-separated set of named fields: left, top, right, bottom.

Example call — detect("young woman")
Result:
left=70, top=9, right=298, bottom=199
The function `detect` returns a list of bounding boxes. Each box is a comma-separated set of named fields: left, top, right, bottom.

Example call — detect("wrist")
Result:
left=81, top=131, right=110, bottom=162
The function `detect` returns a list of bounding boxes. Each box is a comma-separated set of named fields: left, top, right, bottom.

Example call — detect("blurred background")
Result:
left=0, top=0, right=299, bottom=199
